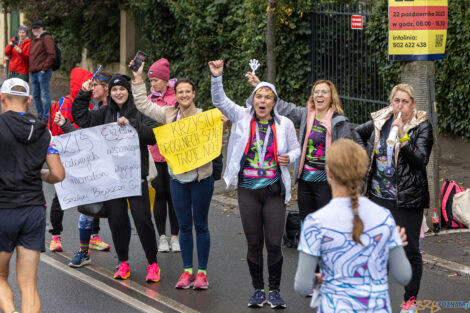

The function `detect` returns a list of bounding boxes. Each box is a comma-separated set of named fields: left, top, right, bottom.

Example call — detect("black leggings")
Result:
left=49, top=193, right=100, bottom=235
left=106, top=180, right=157, bottom=264
left=369, top=193, right=423, bottom=301
left=297, top=179, right=332, bottom=221
left=152, top=162, right=179, bottom=236
left=238, top=182, right=286, bottom=291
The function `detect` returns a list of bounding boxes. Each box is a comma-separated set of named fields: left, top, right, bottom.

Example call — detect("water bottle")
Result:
left=432, top=208, right=440, bottom=233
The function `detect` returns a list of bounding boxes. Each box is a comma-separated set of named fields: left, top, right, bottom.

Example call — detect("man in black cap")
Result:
left=29, top=21, right=56, bottom=121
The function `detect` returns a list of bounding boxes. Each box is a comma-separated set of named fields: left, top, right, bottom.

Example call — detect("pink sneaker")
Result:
left=193, top=272, right=209, bottom=290
left=175, top=271, right=195, bottom=289
left=113, top=261, right=130, bottom=280
left=146, top=262, right=161, bottom=282
left=49, top=235, right=62, bottom=252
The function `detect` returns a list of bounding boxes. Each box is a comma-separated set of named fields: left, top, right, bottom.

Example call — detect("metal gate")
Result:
left=310, top=2, right=388, bottom=124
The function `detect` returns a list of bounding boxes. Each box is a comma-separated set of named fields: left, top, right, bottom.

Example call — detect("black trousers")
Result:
left=49, top=193, right=100, bottom=235
left=238, top=182, right=286, bottom=291
left=369, top=193, right=423, bottom=301
left=152, top=162, right=179, bottom=236
left=297, top=179, right=332, bottom=221
left=106, top=180, right=157, bottom=264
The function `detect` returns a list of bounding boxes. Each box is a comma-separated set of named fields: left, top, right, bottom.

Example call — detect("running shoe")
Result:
left=193, top=272, right=209, bottom=290
left=170, top=236, right=181, bottom=252
left=113, top=261, right=130, bottom=280
left=49, top=235, right=62, bottom=252
left=400, top=297, right=418, bottom=313
left=158, top=235, right=170, bottom=252
left=68, top=250, right=91, bottom=268
left=267, top=290, right=286, bottom=309
left=89, top=234, right=111, bottom=251
left=146, top=262, right=161, bottom=283
left=248, top=289, right=266, bottom=307
left=175, top=271, right=195, bottom=289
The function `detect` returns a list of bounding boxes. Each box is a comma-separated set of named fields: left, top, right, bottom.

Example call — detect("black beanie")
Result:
left=108, top=74, right=131, bottom=93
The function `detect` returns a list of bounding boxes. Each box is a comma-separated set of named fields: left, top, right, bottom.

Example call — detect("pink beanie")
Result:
left=148, top=58, right=170, bottom=82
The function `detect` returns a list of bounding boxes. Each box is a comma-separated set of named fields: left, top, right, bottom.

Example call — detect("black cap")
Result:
left=31, top=21, right=43, bottom=29
left=108, top=74, right=131, bottom=93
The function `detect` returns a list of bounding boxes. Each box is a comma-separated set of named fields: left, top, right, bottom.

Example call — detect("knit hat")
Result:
left=18, top=25, right=28, bottom=33
left=148, top=58, right=170, bottom=82
left=108, top=74, right=131, bottom=93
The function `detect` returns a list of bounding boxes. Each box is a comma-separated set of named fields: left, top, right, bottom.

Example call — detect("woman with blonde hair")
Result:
left=294, top=138, right=411, bottom=312
left=353, top=83, right=433, bottom=310
left=247, top=75, right=351, bottom=221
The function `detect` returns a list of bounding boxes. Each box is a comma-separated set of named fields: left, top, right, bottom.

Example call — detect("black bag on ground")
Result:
left=77, top=202, right=107, bottom=218
left=283, top=210, right=301, bottom=248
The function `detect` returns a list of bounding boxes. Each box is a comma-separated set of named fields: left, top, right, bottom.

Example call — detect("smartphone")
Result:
left=130, top=51, right=146, bottom=72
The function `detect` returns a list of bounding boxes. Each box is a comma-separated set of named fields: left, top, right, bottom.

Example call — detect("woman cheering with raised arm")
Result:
left=209, top=60, right=300, bottom=309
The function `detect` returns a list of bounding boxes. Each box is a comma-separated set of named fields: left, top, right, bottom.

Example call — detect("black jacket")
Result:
left=0, top=112, right=50, bottom=208
left=353, top=109, right=433, bottom=210
left=72, top=89, right=157, bottom=178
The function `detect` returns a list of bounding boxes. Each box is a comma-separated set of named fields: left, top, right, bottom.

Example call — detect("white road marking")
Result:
left=43, top=250, right=200, bottom=313
left=40, top=253, right=164, bottom=313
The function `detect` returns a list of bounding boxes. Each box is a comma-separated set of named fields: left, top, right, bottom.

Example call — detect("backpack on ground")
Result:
left=440, top=179, right=466, bottom=229
left=283, top=210, right=301, bottom=248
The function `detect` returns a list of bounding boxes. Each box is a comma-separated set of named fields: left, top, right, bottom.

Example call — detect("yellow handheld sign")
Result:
left=153, top=108, right=223, bottom=175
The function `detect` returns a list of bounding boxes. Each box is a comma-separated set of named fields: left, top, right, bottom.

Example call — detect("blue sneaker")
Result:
left=267, top=290, right=286, bottom=309
left=248, top=289, right=266, bottom=307
left=68, top=250, right=91, bottom=268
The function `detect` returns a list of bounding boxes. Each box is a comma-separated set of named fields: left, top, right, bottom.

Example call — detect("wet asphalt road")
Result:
left=4, top=182, right=469, bottom=313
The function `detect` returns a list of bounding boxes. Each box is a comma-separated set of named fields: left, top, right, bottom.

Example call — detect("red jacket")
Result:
left=48, top=68, right=92, bottom=136
left=4, top=37, right=31, bottom=75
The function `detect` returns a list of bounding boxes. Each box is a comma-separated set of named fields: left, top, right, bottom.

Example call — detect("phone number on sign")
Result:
left=392, top=42, right=427, bottom=48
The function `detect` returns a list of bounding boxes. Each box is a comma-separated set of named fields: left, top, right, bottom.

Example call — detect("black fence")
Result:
left=310, top=2, right=389, bottom=124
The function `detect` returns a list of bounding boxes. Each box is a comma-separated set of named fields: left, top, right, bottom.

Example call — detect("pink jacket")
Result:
left=147, top=85, right=178, bottom=162
left=297, top=107, right=334, bottom=178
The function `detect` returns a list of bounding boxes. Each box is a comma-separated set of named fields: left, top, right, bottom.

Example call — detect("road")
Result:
left=4, top=182, right=470, bottom=313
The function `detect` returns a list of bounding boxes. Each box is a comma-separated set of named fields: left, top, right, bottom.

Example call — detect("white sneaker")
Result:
left=158, top=235, right=170, bottom=252
left=170, top=236, right=181, bottom=252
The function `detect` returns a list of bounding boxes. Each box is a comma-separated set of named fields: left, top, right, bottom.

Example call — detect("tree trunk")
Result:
left=266, top=0, right=276, bottom=84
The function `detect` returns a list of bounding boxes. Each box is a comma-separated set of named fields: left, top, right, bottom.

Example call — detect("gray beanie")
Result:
left=18, top=25, right=28, bottom=33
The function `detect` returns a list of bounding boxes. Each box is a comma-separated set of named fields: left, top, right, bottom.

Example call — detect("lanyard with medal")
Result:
left=255, top=122, right=271, bottom=177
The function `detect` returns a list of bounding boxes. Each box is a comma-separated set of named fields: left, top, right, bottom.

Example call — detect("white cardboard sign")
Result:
left=53, top=123, right=142, bottom=210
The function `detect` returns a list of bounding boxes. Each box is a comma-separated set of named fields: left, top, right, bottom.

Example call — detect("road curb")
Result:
left=422, top=251, right=470, bottom=276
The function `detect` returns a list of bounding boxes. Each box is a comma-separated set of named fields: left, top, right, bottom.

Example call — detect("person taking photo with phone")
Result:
left=4, top=25, right=31, bottom=82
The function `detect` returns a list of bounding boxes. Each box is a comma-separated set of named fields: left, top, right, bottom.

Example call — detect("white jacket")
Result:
left=211, top=75, right=300, bottom=203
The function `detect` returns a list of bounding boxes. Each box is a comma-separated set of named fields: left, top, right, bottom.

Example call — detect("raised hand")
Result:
left=129, top=60, right=145, bottom=83
left=208, top=60, right=224, bottom=77
left=249, top=59, right=260, bottom=75
left=82, top=79, right=92, bottom=92
left=246, top=72, right=260, bottom=87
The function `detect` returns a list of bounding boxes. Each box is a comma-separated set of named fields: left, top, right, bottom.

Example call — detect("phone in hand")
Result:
left=130, top=51, right=146, bottom=72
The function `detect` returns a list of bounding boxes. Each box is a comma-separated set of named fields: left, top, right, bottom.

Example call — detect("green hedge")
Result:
left=130, top=0, right=313, bottom=109
left=367, top=0, right=470, bottom=139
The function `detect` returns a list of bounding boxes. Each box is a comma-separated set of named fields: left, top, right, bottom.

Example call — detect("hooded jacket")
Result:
left=353, top=105, right=433, bottom=209
left=29, top=31, right=55, bottom=73
left=4, top=36, right=31, bottom=75
left=274, top=99, right=351, bottom=183
left=0, top=111, right=51, bottom=208
left=211, top=75, right=300, bottom=203
left=72, top=81, right=158, bottom=178
left=48, top=67, right=92, bottom=136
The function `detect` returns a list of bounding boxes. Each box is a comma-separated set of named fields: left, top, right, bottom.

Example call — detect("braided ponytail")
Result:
left=348, top=183, right=364, bottom=245
left=326, top=138, right=368, bottom=246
